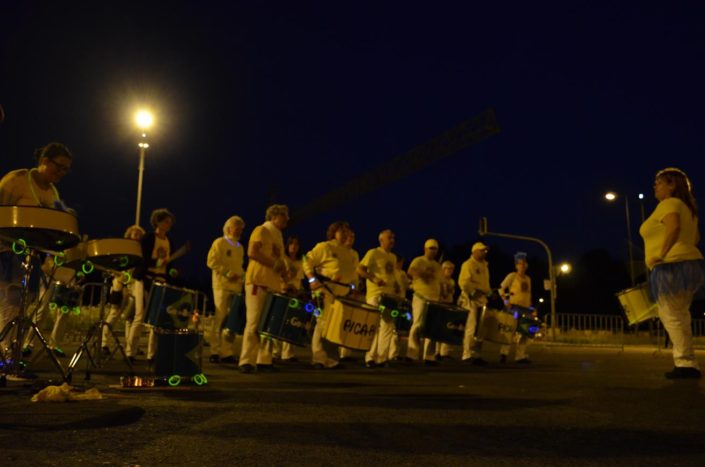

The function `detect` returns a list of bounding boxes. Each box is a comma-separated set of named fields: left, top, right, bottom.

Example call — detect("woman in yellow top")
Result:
left=640, top=167, right=704, bottom=379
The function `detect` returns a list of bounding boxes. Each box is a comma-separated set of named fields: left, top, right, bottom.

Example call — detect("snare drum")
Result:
left=421, top=301, right=468, bottom=345
left=477, top=308, right=517, bottom=344
left=258, top=293, right=315, bottom=347
left=616, top=283, right=659, bottom=325
left=153, top=328, right=202, bottom=377
left=224, top=293, right=246, bottom=335
left=146, top=282, right=203, bottom=329
left=379, top=294, right=412, bottom=338
left=322, top=297, right=380, bottom=351
left=510, top=305, right=542, bottom=338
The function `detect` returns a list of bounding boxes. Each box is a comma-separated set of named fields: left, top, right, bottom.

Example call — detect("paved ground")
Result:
left=1, top=341, right=704, bottom=466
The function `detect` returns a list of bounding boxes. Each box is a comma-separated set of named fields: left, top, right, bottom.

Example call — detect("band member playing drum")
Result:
left=458, top=242, right=491, bottom=366
left=338, top=228, right=361, bottom=362
left=304, top=221, right=357, bottom=369
left=358, top=229, right=398, bottom=368
left=436, top=260, right=457, bottom=361
left=102, top=224, right=146, bottom=354
left=126, top=208, right=177, bottom=364
left=0, top=143, right=73, bottom=349
left=207, top=216, right=246, bottom=364
left=274, top=235, right=304, bottom=362
left=498, top=252, right=533, bottom=364
left=238, top=204, right=289, bottom=374
left=640, top=168, right=705, bottom=379
left=405, top=239, right=442, bottom=365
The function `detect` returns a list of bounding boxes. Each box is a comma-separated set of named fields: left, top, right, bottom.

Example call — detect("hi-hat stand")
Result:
left=66, top=269, right=134, bottom=383
left=0, top=248, right=67, bottom=382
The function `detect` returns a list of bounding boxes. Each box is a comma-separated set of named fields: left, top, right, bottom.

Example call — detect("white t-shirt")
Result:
left=408, top=256, right=441, bottom=301
left=359, top=247, right=397, bottom=299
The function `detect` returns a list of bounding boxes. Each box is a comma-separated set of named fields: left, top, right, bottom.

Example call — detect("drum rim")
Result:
left=334, top=296, right=381, bottom=312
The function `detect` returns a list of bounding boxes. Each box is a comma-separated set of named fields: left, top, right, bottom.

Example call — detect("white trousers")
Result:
left=500, top=334, right=528, bottom=361
left=657, top=292, right=700, bottom=369
left=210, top=288, right=243, bottom=358
left=125, top=280, right=156, bottom=359
left=364, top=295, right=395, bottom=364
left=239, top=284, right=273, bottom=366
left=461, top=301, right=483, bottom=360
left=311, top=291, right=339, bottom=367
left=406, top=295, right=436, bottom=361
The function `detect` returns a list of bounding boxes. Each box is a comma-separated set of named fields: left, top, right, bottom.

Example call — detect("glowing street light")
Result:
left=134, top=109, right=154, bottom=227
left=558, top=262, right=572, bottom=275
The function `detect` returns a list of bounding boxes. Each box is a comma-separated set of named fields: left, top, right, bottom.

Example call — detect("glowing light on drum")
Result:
left=82, top=261, right=94, bottom=274
left=391, top=310, right=399, bottom=318
left=304, top=302, right=315, bottom=313
left=168, top=375, right=181, bottom=387
left=60, top=305, right=69, bottom=314
left=119, top=256, right=130, bottom=268
left=12, top=239, right=27, bottom=255
left=72, top=307, right=81, bottom=316
left=288, top=298, right=300, bottom=309
left=54, top=253, right=65, bottom=267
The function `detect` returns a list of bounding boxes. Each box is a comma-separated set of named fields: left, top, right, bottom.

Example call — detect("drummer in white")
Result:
left=207, top=216, right=245, bottom=364
left=405, top=239, right=442, bottom=365
left=238, top=205, right=289, bottom=374
left=358, top=229, right=398, bottom=367
left=498, top=252, right=533, bottom=364
left=458, top=242, right=491, bottom=366
left=0, top=143, right=73, bottom=350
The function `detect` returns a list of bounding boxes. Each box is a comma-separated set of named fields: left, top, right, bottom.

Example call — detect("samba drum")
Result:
left=510, top=305, right=542, bottom=339
left=616, top=282, right=659, bottom=326
left=476, top=308, right=517, bottom=344
left=379, top=294, right=412, bottom=338
left=258, top=292, right=315, bottom=347
left=146, top=282, right=204, bottom=330
left=421, top=301, right=468, bottom=345
left=153, top=328, right=202, bottom=377
left=0, top=205, right=80, bottom=251
left=322, top=297, right=380, bottom=351
left=224, top=293, right=246, bottom=335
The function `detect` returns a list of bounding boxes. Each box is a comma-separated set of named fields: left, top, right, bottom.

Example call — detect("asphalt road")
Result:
left=1, top=342, right=704, bottom=466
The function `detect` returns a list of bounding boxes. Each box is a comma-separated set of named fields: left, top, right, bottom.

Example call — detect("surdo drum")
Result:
left=258, top=292, right=315, bottom=347
left=421, top=300, right=468, bottom=345
left=146, top=282, right=204, bottom=330
left=323, top=297, right=380, bottom=351
left=477, top=308, right=518, bottom=344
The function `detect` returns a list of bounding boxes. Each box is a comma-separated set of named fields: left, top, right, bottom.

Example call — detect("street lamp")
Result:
left=558, top=262, right=572, bottom=275
left=604, top=191, right=635, bottom=286
left=134, top=110, right=154, bottom=227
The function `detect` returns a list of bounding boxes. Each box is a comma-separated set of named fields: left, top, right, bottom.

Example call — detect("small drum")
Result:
left=224, top=293, right=246, bottom=335
left=48, top=282, right=83, bottom=315
left=477, top=308, right=517, bottom=344
left=510, top=305, right=542, bottom=338
left=379, top=294, right=412, bottom=338
left=146, top=282, right=203, bottom=329
left=258, top=293, right=315, bottom=347
left=153, top=328, right=202, bottom=377
left=616, top=283, right=659, bottom=326
left=322, top=297, right=380, bottom=351
left=421, top=301, right=468, bottom=345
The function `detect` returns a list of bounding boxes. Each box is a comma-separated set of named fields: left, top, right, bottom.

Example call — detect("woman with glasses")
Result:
left=0, top=142, right=72, bottom=207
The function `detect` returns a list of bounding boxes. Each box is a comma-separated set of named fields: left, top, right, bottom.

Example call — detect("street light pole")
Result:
left=625, top=196, right=635, bottom=286
left=135, top=139, right=148, bottom=227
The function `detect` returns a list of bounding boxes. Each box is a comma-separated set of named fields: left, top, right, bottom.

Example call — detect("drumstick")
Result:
left=170, top=241, right=192, bottom=262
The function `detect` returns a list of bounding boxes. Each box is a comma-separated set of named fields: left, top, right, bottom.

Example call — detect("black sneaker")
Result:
left=365, top=360, right=377, bottom=369
left=665, top=367, right=702, bottom=379
left=209, top=355, right=221, bottom=364
left=424, top=360, right=440, bottom=367
left=471, top=357, right=489, bottom=367
left=515, top=358, right=532, bottom=364
left=239, top=364, right=255, bottom=374
left=312, top=363, right=326, bottom=370
left=220, top=356, right=237, bottom=364
left=437, top=355, right=453, bottom=361
left=282, top=357, right=299, bottom=363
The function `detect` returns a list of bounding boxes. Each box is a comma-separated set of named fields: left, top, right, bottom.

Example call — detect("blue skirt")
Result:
left=649, top=259, right=705, bottom=301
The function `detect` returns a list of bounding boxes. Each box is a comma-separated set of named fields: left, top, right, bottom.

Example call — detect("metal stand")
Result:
left=66, top=272, right=134, bottom=382
left=0, top=250, right=67, bottom=382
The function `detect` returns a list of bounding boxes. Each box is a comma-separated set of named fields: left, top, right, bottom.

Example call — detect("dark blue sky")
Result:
left=2, top=2, right=704, bottom=290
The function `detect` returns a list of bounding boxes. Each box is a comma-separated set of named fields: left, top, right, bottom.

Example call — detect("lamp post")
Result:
left=134, top=110, right=154, bottom=227
left=605, top=192, right=636, bottom=286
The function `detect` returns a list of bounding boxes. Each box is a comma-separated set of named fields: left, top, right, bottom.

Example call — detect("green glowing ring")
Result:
left=49, top=302, right=58, bottom=311
left=378, top=305, right=386, bottom=312
left=82, top=261, right=94, bottom=274
left=119, top=255, right=130, bottom=268
left=72, top=307, right=81, bottom=316
left=121, top=271, right=132, bottom=285
left=76, top=271, right=85, bottom=279
left=60, top=305, right=69, bottom=315
left=54, top=253, right=65, bottom=267
left=288, top=298, right=300, bottom=309
left=11, top=239, right=27, bottom=255
left=193, top=373, right=205, bottom=386
left=391, top=310, right=399, bottom=318
left=168, top=375, right=181, bottom=387
left=168, top=268, right=178, bottom=277
left=200, top=374, right=208, bottom=384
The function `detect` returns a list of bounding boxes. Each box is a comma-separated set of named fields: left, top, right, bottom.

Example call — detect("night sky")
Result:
left=2, top=2, right=705, bottom=308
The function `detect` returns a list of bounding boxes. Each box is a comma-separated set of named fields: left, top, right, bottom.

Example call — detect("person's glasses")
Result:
left=49, top=159, right=71, bottom=174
